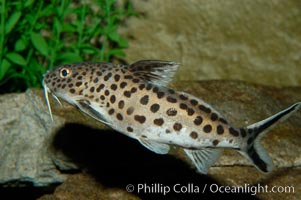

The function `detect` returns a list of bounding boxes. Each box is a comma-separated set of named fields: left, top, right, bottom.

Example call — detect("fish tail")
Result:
left=239, top=102, right=301, bottom=173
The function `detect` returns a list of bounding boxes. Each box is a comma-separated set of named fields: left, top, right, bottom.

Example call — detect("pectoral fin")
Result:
left=75, top=99, right=111, bottom=126
left=138, top=139, right=170, bottom=154
left=184, top=148, right=221, bottom=174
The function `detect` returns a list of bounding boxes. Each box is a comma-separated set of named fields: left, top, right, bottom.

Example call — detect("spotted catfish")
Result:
left=43, top=60, right=301, bottom=174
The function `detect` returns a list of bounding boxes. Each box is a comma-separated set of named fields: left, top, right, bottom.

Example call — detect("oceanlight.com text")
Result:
left=125, top=183, right=294, bottom=196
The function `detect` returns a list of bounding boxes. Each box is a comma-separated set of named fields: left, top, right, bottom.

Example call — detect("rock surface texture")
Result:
left=38, top=173, right=140, bottom=200
left=0, top=90, right=66, bottom=187
left=121, top=0, right=301, bottom=87
left=0, top=81, right=300, bottom=199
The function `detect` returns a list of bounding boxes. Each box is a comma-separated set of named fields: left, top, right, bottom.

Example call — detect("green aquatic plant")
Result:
left=0, top=0, right=136, bottom=93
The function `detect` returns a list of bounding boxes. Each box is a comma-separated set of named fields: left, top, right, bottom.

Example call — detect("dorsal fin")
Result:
left=128, top=60, right=179, bottom=86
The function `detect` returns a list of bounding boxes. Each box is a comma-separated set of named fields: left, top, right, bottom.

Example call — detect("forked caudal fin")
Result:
left=239, top=102, right=301, bottom=173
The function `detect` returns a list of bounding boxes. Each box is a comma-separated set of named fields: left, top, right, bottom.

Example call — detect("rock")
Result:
left=0, top=88, right=107, bottom=187
left=0, top=89, right=66, bottom=187
left=38, top=173, right=141, bottom=200
left=0, top=81, right=300, bottom=200
left=121, top=0, right=301, bottom=87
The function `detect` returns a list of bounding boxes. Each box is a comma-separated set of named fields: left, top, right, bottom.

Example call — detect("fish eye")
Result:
left=60, top=67, right=72, bottom=78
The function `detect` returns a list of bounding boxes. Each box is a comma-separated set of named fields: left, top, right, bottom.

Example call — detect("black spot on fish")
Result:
left=118, top=100, right=125, bottom=109
left=168, top=89, right=175, bottom=94
left=219, top=118, right=228, bottom=124
left=132, top=78, right=140, bottom=83
left=154, top=118, right=164, bottom=126
left=104, top=90, right=110, bottom=96
left=108, top=108, right=114, bottom=115
left=203, top=124, right=212, bottom=133
left=199, top=105, right=211, bottom=113
left=187, top=108, right=195, bottom=116
left=212, top=140, right=219, bottom=146
left=96, top=84, right=105, bottom=92
left=193, top=116, right=203, bottom=125
left=130, top=87, right=137, bottom=93
left=124, top=91, right=131, bottom=98
left=240, top=128, right=247, bottom=137
left=190, top=131, right=198, bottom=139
left=167, top=96, right=177, bottom=103
left=166, top=108, right=177, bottom=116
left=150, top=104, right=160, bottom=113
left=72, top=72, right=79, bottom=78
left=134, top=115, right=146, bottom=124
left=139, top=84, right=145, bottom=90
left=96, top=71, right=102, bottom=76
left=190, top=99, right=198, bottom=106
left=217, top=125, right=224, bottom=135
left=157, top=91, right=165, bottom=99
left=152, top=87, right=159, bottom=93
left=127, top=127, right=133, bottom=132
left=110, top=84, right=117, bottom=90
left=140, top=95, right=149, bottom=105
left=114, top=74, right=120, bottom=82
left=229, top=127, right=239, bottom=137
left=116, top=113, right=123, bottom=121
left=180, top=103, right=188, bottom=110
left=110, top=95, right=116, bottom=104
left=104, top=72, right=112, bottom=81
left=211, top=113, right=218, bottom=121
left=146, top=84, right=152, bottom=90
left=75, top=82, right=82, bottom=87
left=126, top=107, right=134, bottom=115
left=124, top=75, right=133, bottom=79
left=120, top=82, right=127, bottom=89
left=179, top=94, right=188, bottom=100
left=173, top=123, right=182, bottom=131
left=93, top=77, right=99, bottom=83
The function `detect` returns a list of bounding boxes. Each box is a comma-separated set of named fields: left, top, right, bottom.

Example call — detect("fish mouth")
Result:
left=42, top=80, right=62, bottom=122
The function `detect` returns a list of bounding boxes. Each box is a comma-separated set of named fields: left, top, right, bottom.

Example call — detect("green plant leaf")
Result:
left=5, top=11, right=22, bottom=34
left=30, top=32, right=49, bottom=56
left=0, top=59, right=11, bottom=81
left=5, top=52, right=27, bottom=66
left=15, top=38, right=28, bottom=52
left=57, top=52, right=82, bottom=63
left=54, top=18, right=62, bottom=34
left=106, top=49, right=126, bottom=57
left=1, top=0, right=136, bottom=93
left=41, top=4, right=55, bottom=17
left=105, top=0, right=117, bottom=9
left=62, top=24, right=76, bottom=32
left=117, top=37, right=128, bottom=48
left=80, top=44, right=98, bottom=54
left=107, top=30, right=129, bottom=48
left=106, top=25, right=118, bottom=37
left=24, top=0, right=35, bottom=7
